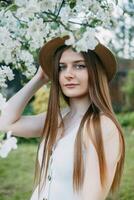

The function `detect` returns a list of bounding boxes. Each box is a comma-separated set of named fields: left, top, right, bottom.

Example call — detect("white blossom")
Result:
left=108, top=3, right=114, bottom=13
left=23, top=64, right=37, bottom=78
left=0, top=76, right=7, bottom=88
left=1, top=66, right=14, bottom=81
left=65, top=32, right=75, bottom=46
left=0, top=27, right=11, bottom=44
left=17, top=50, right=34, bottom=65
left=0, top=131, right=17, bottom=158
left=59, top=6, right=71, bottom=24
left=3, top=10, right=18, bottom=32
left=75, top=28, right=99, bottom=52
left=15, top=0, right=41, bottom=21
left=26, top=18, right=47, bottom=49
left=15, top=0, right=28, bottom=7
left=0, top=66, right=14, bottom=88
left=39, top=1, right=55, bottom=12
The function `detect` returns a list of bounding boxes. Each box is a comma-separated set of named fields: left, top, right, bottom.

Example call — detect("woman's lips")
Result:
left=64, top=84, right=79, bottom=88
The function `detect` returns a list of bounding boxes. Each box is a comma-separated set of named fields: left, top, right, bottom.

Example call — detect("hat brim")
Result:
left=39, top=35, right=117, bottom=82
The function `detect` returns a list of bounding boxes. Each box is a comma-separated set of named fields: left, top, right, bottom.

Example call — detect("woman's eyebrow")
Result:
left=59, top=60, right=85, bottom=64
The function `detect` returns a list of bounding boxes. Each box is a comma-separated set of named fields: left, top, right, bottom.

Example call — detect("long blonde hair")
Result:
left=33, top=45, right=125, bottom=197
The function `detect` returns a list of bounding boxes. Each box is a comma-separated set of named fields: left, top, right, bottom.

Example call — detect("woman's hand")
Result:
left=35, top=66, right=50, bottom=84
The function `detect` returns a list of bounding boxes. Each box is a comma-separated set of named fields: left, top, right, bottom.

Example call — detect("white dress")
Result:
left=30, top=110, right=86, bottom=200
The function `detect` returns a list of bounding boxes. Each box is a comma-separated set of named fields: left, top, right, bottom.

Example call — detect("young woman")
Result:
left=0, top=36, right=125, bottom=200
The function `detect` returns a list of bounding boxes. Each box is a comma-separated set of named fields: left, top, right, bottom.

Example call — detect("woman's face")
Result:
left=59, top=48, right=89, bottom=98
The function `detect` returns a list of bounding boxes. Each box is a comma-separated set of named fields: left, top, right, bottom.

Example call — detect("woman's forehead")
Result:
left=59, top=48, right=84, bottom=63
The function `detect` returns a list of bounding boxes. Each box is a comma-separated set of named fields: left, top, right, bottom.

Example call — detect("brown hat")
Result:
left=39, top=35, right=117, bottom=82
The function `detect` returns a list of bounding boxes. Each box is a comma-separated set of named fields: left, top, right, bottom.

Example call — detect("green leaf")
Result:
left=51, top=22, right=59, bottom=30
left=5, top=4, right=18, bottom=12
left=115, top=0, right=118, bottom=5
left=80, top=26, right=86, bottom=33
left=0, top=132, right=5, bottom=141
left=67, top=0, right=77, bottom=9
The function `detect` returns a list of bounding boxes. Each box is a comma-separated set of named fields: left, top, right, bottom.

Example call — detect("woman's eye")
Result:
left=59, top=65, right=65, bottom=71
left=75, top=64, right=86, bottom=69
left=59, top=64, right=86, bottom=71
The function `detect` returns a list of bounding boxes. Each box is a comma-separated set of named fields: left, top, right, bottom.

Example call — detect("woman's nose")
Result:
left=64, top=66, right=75, bottom=78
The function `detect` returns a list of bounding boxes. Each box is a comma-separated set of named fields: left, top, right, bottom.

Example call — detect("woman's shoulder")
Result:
left=83, top=113, right=121, bottom=162
left=99, top=114, right=122, bottom=164
left=99, top=114, right=120, bottom=143
left=83, top=113, right=120, bottom=146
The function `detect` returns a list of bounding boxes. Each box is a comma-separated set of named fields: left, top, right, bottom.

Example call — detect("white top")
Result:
left=30, top=109, right=86, bottom=200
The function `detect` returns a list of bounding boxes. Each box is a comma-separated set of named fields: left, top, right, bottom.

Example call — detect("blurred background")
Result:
left=0, top=0, right=134, bottom=200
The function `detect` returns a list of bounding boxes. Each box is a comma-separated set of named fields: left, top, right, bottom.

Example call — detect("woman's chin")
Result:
left=63, top=92, right=88, bottom=99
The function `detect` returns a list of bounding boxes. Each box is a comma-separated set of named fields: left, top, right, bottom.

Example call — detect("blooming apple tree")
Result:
left=0, top=0, right=117, bottom=157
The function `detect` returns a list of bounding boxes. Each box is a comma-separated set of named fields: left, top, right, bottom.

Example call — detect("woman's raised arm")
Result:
left=0, top=67, right=49, bottom=138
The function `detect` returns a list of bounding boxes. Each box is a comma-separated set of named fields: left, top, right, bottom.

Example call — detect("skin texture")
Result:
left=59, top=48, right=91, bottom=117
left=59, top=48, right=89, bottom=98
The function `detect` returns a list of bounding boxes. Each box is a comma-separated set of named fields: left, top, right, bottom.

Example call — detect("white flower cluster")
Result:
left=0, top=0, right=116, bottom=84
left=65, top=28, right=99, bottom=52
left=0, top=131, right=17, bottom=158
left=0, top=65, right=14, bottom=88
left=111, top=1, right=134, bottom=59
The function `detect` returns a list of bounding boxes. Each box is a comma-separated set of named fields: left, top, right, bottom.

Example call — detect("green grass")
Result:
left=117, top=131, right=134, bottom=200
left=107, top=130, right=134, bottom=200
left=0, top=144, right=37, bottom=200
left=0, top=130, right=134, bottom=200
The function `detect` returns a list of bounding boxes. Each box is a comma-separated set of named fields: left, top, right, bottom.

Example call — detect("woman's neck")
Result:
left=69, top=96, right=91, bottom=118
